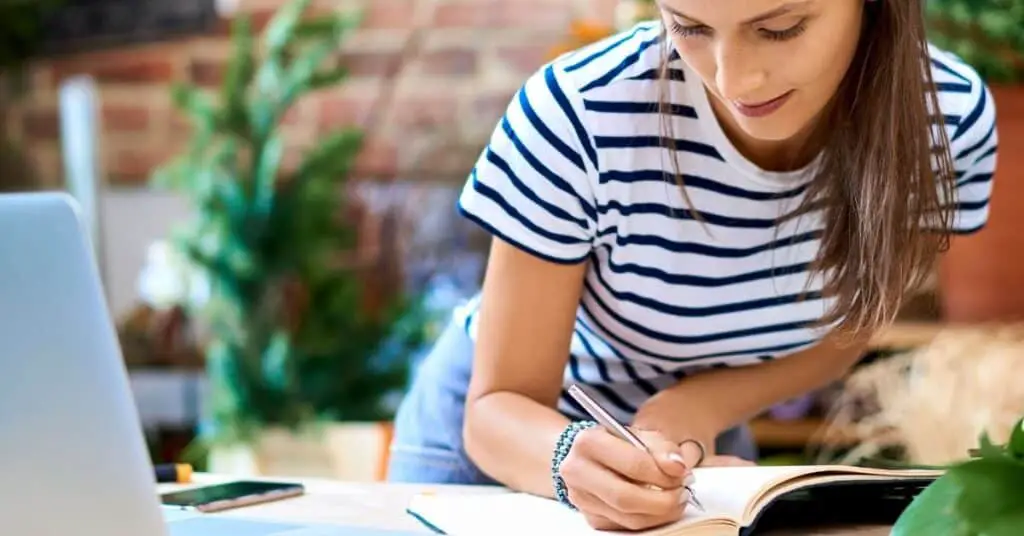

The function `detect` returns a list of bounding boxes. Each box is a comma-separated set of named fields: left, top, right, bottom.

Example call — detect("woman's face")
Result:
left=660, top=0, right=864, bottom=148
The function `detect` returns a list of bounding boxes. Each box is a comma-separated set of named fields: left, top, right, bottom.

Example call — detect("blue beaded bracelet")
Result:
left=551, top=420, right=598, bottom=510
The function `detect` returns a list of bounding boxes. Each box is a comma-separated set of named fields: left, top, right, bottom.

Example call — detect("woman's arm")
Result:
left=462, top=238, right=588, bottom=497
left=633, top=330, right=871, bottom=447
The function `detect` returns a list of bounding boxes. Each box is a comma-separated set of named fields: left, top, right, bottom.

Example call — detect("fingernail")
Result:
left=684, top=473, right=695, bottom=487
left=668, top=453, right=686, bottom=466
left=678, top=487, right=691, bottom=505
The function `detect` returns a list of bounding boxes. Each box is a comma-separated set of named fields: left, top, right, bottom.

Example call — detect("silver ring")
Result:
left=680, top=439, right=706, bottom=467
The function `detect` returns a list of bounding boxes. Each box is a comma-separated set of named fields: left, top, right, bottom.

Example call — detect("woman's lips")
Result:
left=733, top=90, right=795, bottom=118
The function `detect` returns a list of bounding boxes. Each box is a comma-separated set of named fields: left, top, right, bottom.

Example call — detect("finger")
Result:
left=572, top=459, right=686, bottom=516
left=635, top=430, right=689, bottom=480
left=579, top=430, right=684, bottom=489
left=678, top=439, right=707, bottom=468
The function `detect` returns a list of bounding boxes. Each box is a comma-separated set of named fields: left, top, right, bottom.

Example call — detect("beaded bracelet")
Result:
left=551, top=420, right=598, bottom=510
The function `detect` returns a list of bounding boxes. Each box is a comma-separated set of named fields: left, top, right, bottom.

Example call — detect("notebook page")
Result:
left=689, top=466, right=827, bottom=521
left=407, top=492, right=721, bottom=536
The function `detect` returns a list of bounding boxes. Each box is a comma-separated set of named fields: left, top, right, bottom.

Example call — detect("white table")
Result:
left=158, top=474, right=890, bottom=535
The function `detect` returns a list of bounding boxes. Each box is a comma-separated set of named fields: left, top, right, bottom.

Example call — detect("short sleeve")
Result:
left=457, top=63, right=599, bottom=264
left=946, top=81, right=998, bottom=234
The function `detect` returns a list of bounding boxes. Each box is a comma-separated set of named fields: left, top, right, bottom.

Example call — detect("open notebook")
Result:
left=406, top=465, right=941, bottom=536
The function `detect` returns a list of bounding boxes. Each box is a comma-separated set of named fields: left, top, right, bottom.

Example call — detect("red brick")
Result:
left=353, top=138, right=398, bottom=179
left=363, top=0, right=418, bottom=30
left=496, top=42, right=556, bottom=77
left=418, top=48, right=477, bottom=77
left=410, top=141, right=481, bottom=182
left=108, top=148, right=173, bottom=184
left=22, top=109, right=59, bottom=140
left=387, top=92, right=458, bottom=130
left=102, top=105, right=150, bottom=133
left=215, top=9, right=275, bottom=36
left=472, top=91, right=515, bottom=124
left=338, top=50, right=403, bottom=78
left=433, top=0, right=570, bottom=28
left=316, top=91, right=376, bottom=131
left=52, top=50, right=177, bottom=84
left=189, top=58, right=225, bottom=87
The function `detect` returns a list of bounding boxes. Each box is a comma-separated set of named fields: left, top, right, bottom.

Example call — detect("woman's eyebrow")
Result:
left=657, top=1, right=812, bottom=25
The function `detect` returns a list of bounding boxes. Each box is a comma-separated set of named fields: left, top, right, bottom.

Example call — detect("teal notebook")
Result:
left=406, top=465, right=941, bottom=536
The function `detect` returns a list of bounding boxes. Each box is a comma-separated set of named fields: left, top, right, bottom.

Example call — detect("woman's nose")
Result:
left=714, top=42, right=768, bottom=103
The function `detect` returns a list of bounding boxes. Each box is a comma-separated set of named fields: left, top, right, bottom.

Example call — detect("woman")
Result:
left=388, top=0, right=997, bottom=531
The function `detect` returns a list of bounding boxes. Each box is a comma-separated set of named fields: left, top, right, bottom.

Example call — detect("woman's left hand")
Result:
left=631, top=386, right=755, bottom=467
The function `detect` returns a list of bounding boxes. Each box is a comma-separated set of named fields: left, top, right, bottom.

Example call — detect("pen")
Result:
left=154, top=463, right=193, bottom=484
left=567, top=384, right=704, bottom=512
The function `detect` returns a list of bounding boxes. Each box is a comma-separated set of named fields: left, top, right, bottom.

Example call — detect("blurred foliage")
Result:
left=893, top=415, right=1024, bottom=535
left=151, top=0, right=430, bottom=447
left=925, top=0, right=1024, bottom=83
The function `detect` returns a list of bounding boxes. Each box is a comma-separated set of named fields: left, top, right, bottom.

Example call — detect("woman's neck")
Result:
left=708, top=93, right=824, bottom=173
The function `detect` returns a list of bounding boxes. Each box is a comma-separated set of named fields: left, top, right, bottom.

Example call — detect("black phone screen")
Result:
left=160, top=481, right=303, bottom=508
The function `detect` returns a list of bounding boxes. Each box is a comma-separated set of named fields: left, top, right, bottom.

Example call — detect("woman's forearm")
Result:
left=463, top=391, right=570, bottom=497
left=636, top=331, right=871, bottom=442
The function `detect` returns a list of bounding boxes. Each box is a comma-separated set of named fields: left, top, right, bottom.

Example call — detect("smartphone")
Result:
left=160, top=480, right=305, bottom=513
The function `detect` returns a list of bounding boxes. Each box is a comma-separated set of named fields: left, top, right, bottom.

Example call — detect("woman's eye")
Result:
left=758, top=20, right=808, bottom=41
left=670, top=21, right=711, bottom=38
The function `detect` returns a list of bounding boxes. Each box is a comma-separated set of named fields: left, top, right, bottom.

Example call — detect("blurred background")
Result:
left=1, top=0, right=1021, bottom=480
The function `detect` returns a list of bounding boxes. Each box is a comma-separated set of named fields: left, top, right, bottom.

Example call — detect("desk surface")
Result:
left=158, top=474, right=890, bottom=535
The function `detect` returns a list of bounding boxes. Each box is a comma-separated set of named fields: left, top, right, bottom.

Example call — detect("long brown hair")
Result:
left=658, top=0, right=956, bottom=336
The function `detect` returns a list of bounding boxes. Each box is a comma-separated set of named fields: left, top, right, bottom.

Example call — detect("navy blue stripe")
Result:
left=581, top=35, right=661, bottom=92
left=953, top=200, right=989, bottom=211
left=518, top=86, right=585, bottom=172
left=973, top=145, right=997, bottom=166
left=591, top=258, right=822, bottom=318
left=600, top=200, right=784, bottom=229
left=936, top=81, right=972, bottom=93
left=627, top=68, right=686, bottom=82
left=584, top=279, right=816, bottom=346
left=584, top=100, right=698, bottom=118
left=598, top=227, right=822, bottom=258
left=564, top=25, right=649, bottom=72
left=484, top=149, right=591, bottom=230
left=955, top=121, right=995, bottom=160
left=932, top=57, right=971, bottom=85
left=457, top=201, right=588, bottom=265
left=600, top=170, right=807, bottom=200
left=599, top=245, right=811, bottom=286
left=559, top=391, right=590, bottom=419
left=951, top=85, right=987, bottom=143
left=956, top=172, right=993, bottom=188
left=594, top=135, right=724, bottom=161
left=576, top=323, right=658, bottom=396
left=500, top=117, right=598, bottom=222
left=545, top=66, right=599, bottom=171
left=579, top=303, right=816, bottom=362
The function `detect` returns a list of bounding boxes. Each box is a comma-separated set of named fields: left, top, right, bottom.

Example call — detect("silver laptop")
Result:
left=0, top=193, right=417, bottom=536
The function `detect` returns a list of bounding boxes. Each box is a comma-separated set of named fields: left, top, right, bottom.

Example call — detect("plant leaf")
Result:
left=263, top=0, right=312, bottom=56
left=891, top=474, right=972, bottom=536
left=949, top=456, right=1024, bottom=534
left=1008, top=417, right=1024, bottom=460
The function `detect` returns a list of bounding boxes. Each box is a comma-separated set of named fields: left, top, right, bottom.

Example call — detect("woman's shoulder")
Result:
left=925, top=43, right=997, bottom=149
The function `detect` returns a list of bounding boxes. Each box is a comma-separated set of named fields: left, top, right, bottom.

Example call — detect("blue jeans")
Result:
left=386, top=320, right=758, bottom=485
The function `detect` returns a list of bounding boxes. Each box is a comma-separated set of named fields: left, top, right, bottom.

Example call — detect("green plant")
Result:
left=150, top=0, right=429, bottom=447
left=892, top=415, right=1024, bottom=535
left=925, top=0, right=1024, bottom=83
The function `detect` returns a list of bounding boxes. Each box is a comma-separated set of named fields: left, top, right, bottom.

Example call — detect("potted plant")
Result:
left=891, top=415, right=1024, bottom=535
left=149, top=0, right=429, bottom=481
left=926, top=0, right=1024, bottom=322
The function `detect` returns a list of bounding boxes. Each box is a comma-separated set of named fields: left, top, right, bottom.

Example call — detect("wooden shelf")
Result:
left=750, top=418, right=857, bottom=449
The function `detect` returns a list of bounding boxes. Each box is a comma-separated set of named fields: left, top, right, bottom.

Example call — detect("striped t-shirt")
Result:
left=452, top=22, right=997, bottom=424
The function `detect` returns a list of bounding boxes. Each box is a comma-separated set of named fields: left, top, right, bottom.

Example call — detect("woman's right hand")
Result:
left=557, top=427, right=694, bottom=531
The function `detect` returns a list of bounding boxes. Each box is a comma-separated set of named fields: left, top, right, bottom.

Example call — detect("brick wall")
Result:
left=2, top=0, right=619, bottom=294
left=6, top=0, right=618, bottom=189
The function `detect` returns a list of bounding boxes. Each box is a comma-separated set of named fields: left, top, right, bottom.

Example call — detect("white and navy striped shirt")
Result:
left=452, top=22, right=997, bottom=423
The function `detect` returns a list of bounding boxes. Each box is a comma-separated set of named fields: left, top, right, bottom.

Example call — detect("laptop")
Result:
left=0, top=193, right=418, bottom=536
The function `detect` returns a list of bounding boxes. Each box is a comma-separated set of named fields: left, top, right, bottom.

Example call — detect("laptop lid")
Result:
left=0, top=192, right=168, bottom=536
